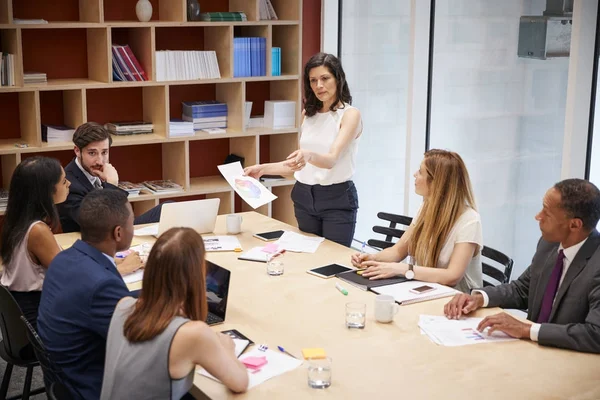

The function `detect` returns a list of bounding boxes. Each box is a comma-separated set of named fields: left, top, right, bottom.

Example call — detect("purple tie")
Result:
left=537, top=249, right=565, bottom=323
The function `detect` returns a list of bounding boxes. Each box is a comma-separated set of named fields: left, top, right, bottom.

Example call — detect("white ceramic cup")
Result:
left=226, top=214, right=243, bottom=234
left=374, top=294, right=398, bottom=323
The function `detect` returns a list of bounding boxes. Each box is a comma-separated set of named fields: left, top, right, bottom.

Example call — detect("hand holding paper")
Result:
left=218, top=162, right=277, bottom=209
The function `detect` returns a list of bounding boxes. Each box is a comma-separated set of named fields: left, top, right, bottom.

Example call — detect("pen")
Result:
left=335, top=282, right=348, bottom=296
left=277, top=345, right=298, bottom=359
left=360, top=241, right=366, bottom=254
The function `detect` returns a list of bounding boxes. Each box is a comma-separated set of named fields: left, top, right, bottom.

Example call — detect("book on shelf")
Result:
left=1, top=53, right=15, bottom=87
left=142, top=180, right=183, bottom=194
left=244, top=102, right=253, bottom=128
left=118, top=181, right=145, bottom=196
left=13, top=18, right=48, bottom=24
left=169, top=119, right=195, bottom=137
left=259, top=175, right=286, bottom=182
left=264, top=101, right=296, bottom=129
left=0, top=188, right=8, bottom=210
left=41, top=125, right=75, bottom=143
left=155, top=50, right=220, bottom=81
left=182, top=101, right=228, bottom=130
left=105, top=121, right=154, bottom=135
left=233, top=37, right=266, bottom=78
left=24, top=72, right=47, bottom=84
left=271, top=47, right=281, bottom=76
left=112, top=44, right=147, bottom=82
left=199, top=12, right=247, bottom=21
left=258, top=0, right=278, bottom=20
left=248, top=116, right=264, bottom=128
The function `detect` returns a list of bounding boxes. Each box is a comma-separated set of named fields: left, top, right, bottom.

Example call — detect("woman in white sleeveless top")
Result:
left=0, top=156, right=70, bottom=328
left=351, top=150, right=483, bottom=293
left=101, top=228, right=248, bottom=399
left=245, top=53, right=363, bottom=246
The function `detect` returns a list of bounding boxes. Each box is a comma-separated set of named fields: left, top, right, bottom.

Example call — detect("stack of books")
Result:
left=258, top=0, right=278, bottom=20
left=13, top=18, right=48, bottom=24
left=1, top=53, right=15, bottom=86
left=155, top=50, right=221, bottom=81
left=233, top=37, right=266, bottom=77
left=112, top=44, right=148, bottom=82
left=200, top=12, right=247, bottom=21
left=105, top=121, right=154, bottom=135
left=264, top=100, right=296, bottom=129
left=41, top=125, right=75, bottom=143
left=169, top=119, right=194, bottom=137
left=24, top=72, right=47, bottom=84
left=0, top=189, right=8, bottom=211
left=271, top=47, right=281, bottom=76
left=182, top=101, right=227, bottom=131
left=143, top=180, right=183, bottom=194
left=118, top=181, right=145, bottom=196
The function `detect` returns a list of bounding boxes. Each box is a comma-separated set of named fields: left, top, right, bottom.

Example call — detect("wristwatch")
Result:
left=405, top=263, right=415, bottom=280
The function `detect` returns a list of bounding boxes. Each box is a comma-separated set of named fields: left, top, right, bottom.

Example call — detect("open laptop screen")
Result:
left=205, top=260, right=231, bottom=325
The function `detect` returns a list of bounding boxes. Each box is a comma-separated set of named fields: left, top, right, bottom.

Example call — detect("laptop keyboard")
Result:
left=206, top=313, right=223, bottom=325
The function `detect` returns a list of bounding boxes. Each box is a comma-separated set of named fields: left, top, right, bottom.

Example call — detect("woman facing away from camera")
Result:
left=101, top=227, right=248, bottom=400
left=351, top=149, right=483, bottom=293
left=245, top=52, right=363, bottom=247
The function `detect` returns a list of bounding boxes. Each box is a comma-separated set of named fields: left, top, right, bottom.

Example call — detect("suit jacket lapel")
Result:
left=67, top=159, right=94, bottom=192
left=549, top=230, right=600, bottom=321
left=530, top=246, right=559, bottom=321
left=72, top=240, right=121, bottom=279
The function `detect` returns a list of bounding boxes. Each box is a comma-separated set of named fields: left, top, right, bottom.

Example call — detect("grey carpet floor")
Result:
left=0, top=341, right=47, bottom=400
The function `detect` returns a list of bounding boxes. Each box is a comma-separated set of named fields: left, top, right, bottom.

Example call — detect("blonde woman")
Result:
left=351, top=149, right=483, bottom=293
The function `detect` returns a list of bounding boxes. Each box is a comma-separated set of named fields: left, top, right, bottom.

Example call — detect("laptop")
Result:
left=157, top=198, right=220, bottom=236
left=205, top=260, right=231, bottom=326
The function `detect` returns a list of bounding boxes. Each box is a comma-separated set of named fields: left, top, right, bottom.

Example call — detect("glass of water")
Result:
left=307, top=357, right=332, bottom=389
left=345, top=302, right=366, bottom=329
left=266, top=253, right=284, bottom=276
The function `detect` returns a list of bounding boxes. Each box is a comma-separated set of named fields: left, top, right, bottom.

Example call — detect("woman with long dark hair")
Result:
left=101, top=228, right=248, bottom=399
left=1, top=156, right=70, bottom=327
left=244, top=52, right=363, bottom=247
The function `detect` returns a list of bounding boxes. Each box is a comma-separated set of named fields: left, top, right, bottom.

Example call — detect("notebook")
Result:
left=371, top=281, right=458, bottom=305
left=336, top=269, right=407, bottom=291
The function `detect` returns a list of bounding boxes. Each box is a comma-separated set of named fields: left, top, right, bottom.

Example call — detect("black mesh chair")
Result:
left=0, top=286, right=45, bottom=400
left=482, top=246, right=514, bottom=287
left=20, top=316, right=75, bottom=400
left=368, top=212, right=413, bottom=250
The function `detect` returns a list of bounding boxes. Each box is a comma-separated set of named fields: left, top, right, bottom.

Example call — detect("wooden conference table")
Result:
left=55, top=212, right=600, bottom=400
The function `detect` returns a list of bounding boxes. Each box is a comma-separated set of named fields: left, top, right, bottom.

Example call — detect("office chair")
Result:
left=368, top=212, right=413, bottom=250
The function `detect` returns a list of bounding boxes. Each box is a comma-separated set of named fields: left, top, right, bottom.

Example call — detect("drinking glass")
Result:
left=307, top=357, right=332, bottom=389
left=266, top=253, right=284, bottom=276
left=345, top=302, right=366, bottom=329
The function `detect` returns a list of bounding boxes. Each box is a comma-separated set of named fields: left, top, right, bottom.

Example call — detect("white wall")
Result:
left=429, top=0, right=569, bottom=278
left=340, top=0, right=412, bottom=244
left=591, top=63, right=600, bottom=200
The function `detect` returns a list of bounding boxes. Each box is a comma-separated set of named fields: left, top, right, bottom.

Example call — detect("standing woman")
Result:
left=245, top=52, right=362, bottom=246
left=0, top=156, right=70, bottom=328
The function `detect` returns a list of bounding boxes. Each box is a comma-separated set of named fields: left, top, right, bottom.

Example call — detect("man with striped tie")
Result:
left=444, top=179, right=600, bottom=353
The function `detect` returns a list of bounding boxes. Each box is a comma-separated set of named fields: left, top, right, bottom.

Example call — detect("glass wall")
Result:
left=590, top=20, right=600, bottom=226
left=339, top=0, right=412, bottom=244
left=428, top=0, right=570, bottom=278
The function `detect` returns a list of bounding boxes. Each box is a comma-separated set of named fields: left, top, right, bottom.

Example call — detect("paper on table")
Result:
left=371, top=281, right=458, bottom=305
left=203, top=235, right=242, bottom=252
left=238, top=246, right=270, bottom=262
left=217, top=162, right=277, bottom=209
left=123, top=269, right=144, bottom=284
left=275, top=231, right=324, bottom=253
left=134, top=224, right=159, bottom=237
left=198, top=347, right=303, bottom=390
left=418, top=315, right=518, bottom=347
left=119, top=243, right=153, bottom=284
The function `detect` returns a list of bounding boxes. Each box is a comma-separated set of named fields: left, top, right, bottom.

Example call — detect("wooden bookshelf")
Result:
left=0, top=0, right=305, bottom=225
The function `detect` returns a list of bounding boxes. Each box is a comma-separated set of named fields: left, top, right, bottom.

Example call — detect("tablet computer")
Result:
left=253, top=230, right=285, bottom=241
left=307, top=263, right=355, bottom=279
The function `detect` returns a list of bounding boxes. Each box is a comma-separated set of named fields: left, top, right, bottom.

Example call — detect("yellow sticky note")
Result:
left=302, top=348, right=326, bottom=360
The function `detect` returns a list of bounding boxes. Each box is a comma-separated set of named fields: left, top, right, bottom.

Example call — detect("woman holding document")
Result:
left=351, top=150, right=483, bottom=293
left=101, top=228, right=248, bottom=399
left=244, top=52, right=363, bottom=247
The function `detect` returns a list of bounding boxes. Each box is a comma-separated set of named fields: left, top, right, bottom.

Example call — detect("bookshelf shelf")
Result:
left=0, top=0, right=303, bottom=224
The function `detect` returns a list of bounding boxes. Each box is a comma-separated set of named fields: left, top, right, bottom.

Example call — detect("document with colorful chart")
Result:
left=418, top=315, right=518, bottom=347
left=218, top=161, right=277, bottom=209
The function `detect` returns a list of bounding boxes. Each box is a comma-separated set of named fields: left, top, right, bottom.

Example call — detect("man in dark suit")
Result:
left=38, top=190, right=137, bottom=400
left=58, top=121, right=163, bottom=233
left=444, top=178, right=600, bottom=353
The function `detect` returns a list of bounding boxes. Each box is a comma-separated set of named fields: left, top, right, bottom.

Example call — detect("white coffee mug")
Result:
left=226, top=214, right=243, bottom=234
left=374, top=294, right=398, bottom=323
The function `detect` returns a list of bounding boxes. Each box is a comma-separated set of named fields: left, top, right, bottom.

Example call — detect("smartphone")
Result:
left=409, top=285, right=436, bottom=294
left=307, top=263, right=355, bottom=279
left=253, top=230, right=285, bottom=241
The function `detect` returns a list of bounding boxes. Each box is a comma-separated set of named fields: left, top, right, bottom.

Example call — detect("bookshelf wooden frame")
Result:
left=0, top=0, right=302, bottom=226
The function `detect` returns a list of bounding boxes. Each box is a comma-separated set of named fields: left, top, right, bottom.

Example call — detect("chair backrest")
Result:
left=20, top=315, right=63, bottom=387
left=481, top=246, right=514, bottom=287
left=0, top=285, right=35, bottom=362
left=368, top=212, right=413, bottom=250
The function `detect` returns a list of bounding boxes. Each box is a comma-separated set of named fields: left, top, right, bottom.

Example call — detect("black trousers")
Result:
left=10, top=290, right=41, bottom=331
left=291, top=181, right=358, bottom=247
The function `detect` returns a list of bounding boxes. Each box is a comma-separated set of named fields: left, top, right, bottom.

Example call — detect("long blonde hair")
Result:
left=409, top=149, right=477, bottom=268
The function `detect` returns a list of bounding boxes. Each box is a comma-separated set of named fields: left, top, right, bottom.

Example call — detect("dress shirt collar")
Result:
left=75, top=156, right=101, bottom=187
left=558, top=237, right=588, bottom=264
